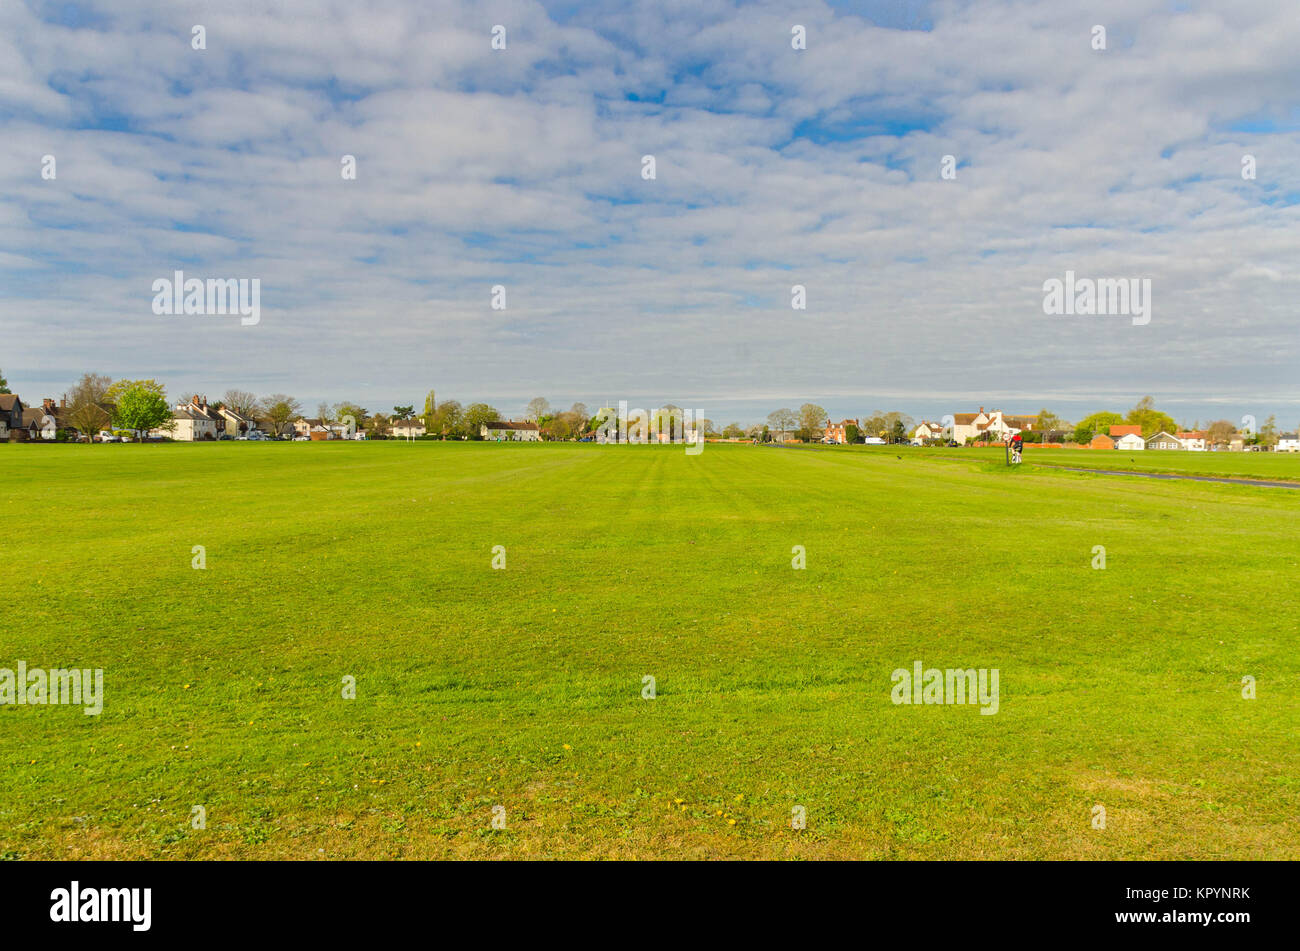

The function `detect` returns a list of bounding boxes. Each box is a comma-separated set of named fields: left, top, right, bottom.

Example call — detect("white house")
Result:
left=912, top=421, right=945, bottom=444
left=391, top=418, right=426, bottom=438
left=482, top=420, right=541, bottom=441
left=1176, top=431, right=1207, bottom=451
left=1277, top=433, right=1300, bottom=453
left=159, top=396, right=220, bottom=441
left=1109, top=425, right=1145, bottom=451
left=950, top=408, right=1039, bottom=444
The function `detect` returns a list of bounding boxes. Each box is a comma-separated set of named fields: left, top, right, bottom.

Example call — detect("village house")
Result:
left=1277, top=433, right=1300, bottom=453
left=823, top=418, right=858, bottom=444
left=912, top=421, right=946, bottom=443
left=1146, top=430, right=1183, bottom=451
left=0, top=394, right=25, bottom=441
left=1109, top=424, right=1145, bottom=451
left=292, top=417, right=330, bottom=437
left=950, top=408, right=1039, bottom=444
left=482, top=420, right=541, bottom=441
left=390, top=418, right=426, bottom=438
left=217, top=405, right=259, bottom=438
left=1089, top=432, right=1115, bottom=450
left=161, top=395, right=220, bottom=441
left=1176, top=431, right=1207, bottom=451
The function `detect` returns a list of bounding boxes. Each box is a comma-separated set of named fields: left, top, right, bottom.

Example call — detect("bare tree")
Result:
left=65, top=373, right=113, bottom=440
left=768, top=408, right=797, bottom=440
left=259, top=394, right=302, bottom=437
left=525, top=397, right=551, bottom=421
left=222, top=389, right=259, bottom=417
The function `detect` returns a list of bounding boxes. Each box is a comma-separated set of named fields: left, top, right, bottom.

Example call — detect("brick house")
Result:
left=823, top=418, right=858, bottom=444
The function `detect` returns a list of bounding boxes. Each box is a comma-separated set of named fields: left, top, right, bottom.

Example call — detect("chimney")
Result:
left=59, top=398, right=66, bottom=409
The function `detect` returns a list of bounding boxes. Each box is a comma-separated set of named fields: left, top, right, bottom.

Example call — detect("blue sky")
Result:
left=1, top=0, right=1298, bottom=429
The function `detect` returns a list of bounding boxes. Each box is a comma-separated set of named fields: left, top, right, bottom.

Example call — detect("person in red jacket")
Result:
left=1010, top=432, right=1023, bottom=463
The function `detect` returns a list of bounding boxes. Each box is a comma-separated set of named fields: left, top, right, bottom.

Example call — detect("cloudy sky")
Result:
left=1, top=0, right=1297, bottom=427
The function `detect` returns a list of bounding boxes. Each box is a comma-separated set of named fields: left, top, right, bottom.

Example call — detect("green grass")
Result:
left=866, top=443, right=1300, bottom=482
left=2, top=441, right=1297, bottom=859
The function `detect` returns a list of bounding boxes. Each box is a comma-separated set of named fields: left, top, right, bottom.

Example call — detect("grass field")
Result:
left=894, top=444, right=1300, bottom=482
left=3, top=442, right=1298, bottom=859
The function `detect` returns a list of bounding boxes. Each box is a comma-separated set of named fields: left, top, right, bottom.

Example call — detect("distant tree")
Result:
left=422, top=389, right=437, bottom=430
left=222, top=389, right=259, bottom=417
left=569, top=402, right=588, bottom=422
left=336, top=402, right=368, bottom=434
left=1125, top=396, right=1176, bottom=438
left=844, top=423, right=861, bottom=444
left=0, top=368, right=9, bottom=394
left=890, top=419, right=908, bottom=444
left=1259, top=414, right=1279, bottom=447
left=65, top=373, right=114, bottom=440
left=701, top=418, right=718, bottom=437
left=430, top=399, right=463, bottom=438
left=392, top=405, right=414, bottom=420
left=1035, top=408, right=1065, bottom=432
left=107, top=379, right=172, bottom=437
left=797, top=403, right=827, bottom=441
left=525, top=397, right=551, bottom=422
left=723, top=422, right=744, bottom=439
left=366, top=412, right=391, bottom=438
left=768, top=408, right=797, bottom=441
left=1073, top=411, right=1124, bottom=444
left=1205, top=419, right=1236, bottom=447
left=462, top=402, right=501, bottom=438
left=259, top=394, right=302, bottom=437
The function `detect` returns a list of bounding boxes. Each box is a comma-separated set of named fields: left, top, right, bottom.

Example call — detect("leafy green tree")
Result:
left=1073, top=411, right=1124, bottom=444
left=422, top=389, right=437, bottom=430
left=429, top=399, right=463, bottom=437
left=723, top=422, right=744, bottom=439
left=462, top=402, right=501, bottom=439
left=108, top=379, right=172, bottom=437
left=336, top=402, right=368, bottom=433
left=844, top=423, right=860, bottom=444
left=0, top=368, right=9, bottom=394
left=392, top=405, right=414, bottom=420
left=1125, top=396, right=1176, bottom=438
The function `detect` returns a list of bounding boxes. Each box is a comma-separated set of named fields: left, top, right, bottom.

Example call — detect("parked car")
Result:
left=293, top=436, right=308, bottom=441
left=96, top=430, right=120, bottom=442
left=864, top=437, right=886, bottom=445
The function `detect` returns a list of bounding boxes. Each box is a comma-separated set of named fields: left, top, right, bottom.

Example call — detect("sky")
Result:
left=1, top=0, right=1298, bottom=429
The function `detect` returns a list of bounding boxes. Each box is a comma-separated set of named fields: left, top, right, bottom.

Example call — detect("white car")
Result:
left=864, top=437, right=886, bottom=445
left=96, top=431, right=120, bottom=442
